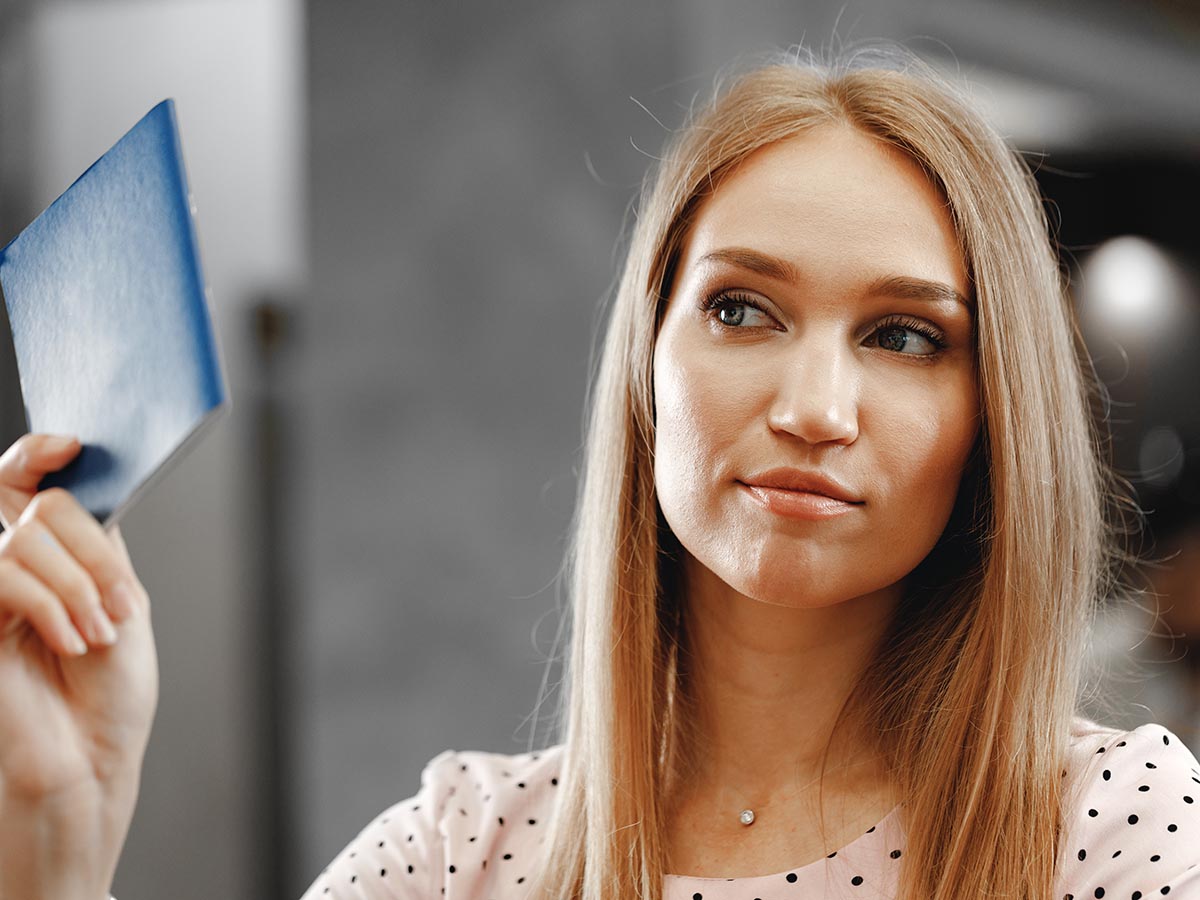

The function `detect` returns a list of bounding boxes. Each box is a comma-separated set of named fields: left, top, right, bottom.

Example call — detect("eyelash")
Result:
left=699, top=291, right=949, bottom=356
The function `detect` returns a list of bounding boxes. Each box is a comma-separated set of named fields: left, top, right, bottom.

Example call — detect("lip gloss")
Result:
left=740, top=483, right=862, bottom=521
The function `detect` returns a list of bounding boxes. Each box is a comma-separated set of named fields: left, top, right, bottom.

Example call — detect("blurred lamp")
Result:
left=1081, top=236, right=1182, bottom=338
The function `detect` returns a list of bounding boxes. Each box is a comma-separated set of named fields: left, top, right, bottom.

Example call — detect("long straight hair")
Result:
left=533, top=46, right=1120, bottom=900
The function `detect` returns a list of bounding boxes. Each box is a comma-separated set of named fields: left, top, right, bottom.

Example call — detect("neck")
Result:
left=668, top=554, right=901, bottom=810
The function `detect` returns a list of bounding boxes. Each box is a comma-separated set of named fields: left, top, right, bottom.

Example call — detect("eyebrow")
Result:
left=696, top=247, right=973, bottom=309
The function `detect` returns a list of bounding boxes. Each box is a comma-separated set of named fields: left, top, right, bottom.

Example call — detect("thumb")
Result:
left=0, top=435, right=82, bottom=528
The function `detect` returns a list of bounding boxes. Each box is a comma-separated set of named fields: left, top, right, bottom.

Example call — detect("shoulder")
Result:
left=427, top=744, right=566, bottom=800
left=300, top=745, right=565, bottom=899
left=1056, top=720, right=1200, bottom=898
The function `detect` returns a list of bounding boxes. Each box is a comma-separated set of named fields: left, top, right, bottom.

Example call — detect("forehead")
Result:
left=678, top=124, right=969, bottom=300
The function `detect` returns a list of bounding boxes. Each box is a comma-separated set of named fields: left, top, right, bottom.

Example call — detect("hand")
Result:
left=0, top=433, right=158, bottom=900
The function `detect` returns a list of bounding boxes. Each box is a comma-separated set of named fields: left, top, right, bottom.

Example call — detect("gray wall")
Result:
left=295, top=1, right=686, bottom=888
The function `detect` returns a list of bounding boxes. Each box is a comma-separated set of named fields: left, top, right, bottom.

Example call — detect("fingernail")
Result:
left=64, top=627, right=88, bottom=656
left=88, top=607, right=118, bottom=645
left=47, top=435, right=78, bottom=450
left=110, top=582, right=136, bottom=620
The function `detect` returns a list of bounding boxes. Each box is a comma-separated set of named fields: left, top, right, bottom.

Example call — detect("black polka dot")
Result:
left=851, top=875, right=864, bottom=886
left=693, top=894, right=703, bottom=899
left=379, top=868, right=386, bottom=877
left=890, top=849, right=902, bottom=859
left=1133, top=893, right=1142, bottom=900
left=1168, top=823, right=1178, bottom=832
left=1094, top=889, right=1104, bottom=898
left=1184, top=796, right=1194, bottom=804
left=1103, top=770, right=1112, bottom=781
left=448, top=865, right=455, bottom=874
left=407, top=865, right=413, bottom=874
left=1139, top=785, right=1151, bottom=792
left=1079, top=849, right=1087, bottom=861
left=503, top=853, right=512, bottom=860
left=1161, top=889, right=1170, bottom=896
left=1151, top=854, right=1161, bottom=862
left=1128, top=815, right=1140, bottom=825
left=1088, top=809, right=1099, bottom=817
left=786, top=873, right=798, bottom=883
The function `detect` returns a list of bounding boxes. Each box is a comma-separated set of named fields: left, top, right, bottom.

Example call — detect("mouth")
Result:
left=736, top=468, right=864, bottom=521
left=739, top=468, right=864, bottom=504
left=737, top=482, right=863, bottom=520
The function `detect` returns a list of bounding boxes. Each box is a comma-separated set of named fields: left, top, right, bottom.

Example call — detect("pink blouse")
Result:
left=301, top=721, right=1200, bottom=899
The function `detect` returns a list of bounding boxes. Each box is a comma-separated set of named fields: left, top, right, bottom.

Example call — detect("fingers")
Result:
left=0, top=559, right=89, bottom=656
left=18, top=488, right=138, bottom=621
left=0, top=488, right=142, bottom=657
left=0, top=434, right=82, bottom=529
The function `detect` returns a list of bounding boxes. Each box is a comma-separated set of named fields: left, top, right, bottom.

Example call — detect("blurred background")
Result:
left=0, top=0, right=1197, bottom=897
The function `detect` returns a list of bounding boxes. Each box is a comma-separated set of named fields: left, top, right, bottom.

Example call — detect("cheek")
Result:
left=652, top=332, right=745, bottom=509
left=870, top=382, right=979, bottom=527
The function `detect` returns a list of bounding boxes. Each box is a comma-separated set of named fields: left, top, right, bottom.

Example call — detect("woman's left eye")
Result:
left=867, top=319, right=947, bottom=356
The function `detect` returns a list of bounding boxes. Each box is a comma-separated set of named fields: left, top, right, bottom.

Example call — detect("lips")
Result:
left=738, top=467, right=864, bottom=504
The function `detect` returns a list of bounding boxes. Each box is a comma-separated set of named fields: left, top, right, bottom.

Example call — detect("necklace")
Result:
left=731, top=754, right=879, bottom=826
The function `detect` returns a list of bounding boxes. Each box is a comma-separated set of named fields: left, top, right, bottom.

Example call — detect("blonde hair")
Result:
left=534, top=45, right=1120, bottom=900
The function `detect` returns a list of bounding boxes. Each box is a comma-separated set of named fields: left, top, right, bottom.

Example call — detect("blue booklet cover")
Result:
left=0, top=99, right=227, bottom=526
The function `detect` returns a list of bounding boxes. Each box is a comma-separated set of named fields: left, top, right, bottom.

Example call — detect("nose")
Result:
left=766, top=340, right=860, bottom=445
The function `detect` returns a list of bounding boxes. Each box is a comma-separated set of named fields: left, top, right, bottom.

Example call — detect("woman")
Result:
left=1, top=47, right=1197, bottom=900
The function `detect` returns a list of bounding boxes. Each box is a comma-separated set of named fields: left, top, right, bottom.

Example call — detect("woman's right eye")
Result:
left=703, top=292, right=775, bottom=328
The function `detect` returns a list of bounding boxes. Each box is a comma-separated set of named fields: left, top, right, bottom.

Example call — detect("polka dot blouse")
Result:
left=300, top=721, right=1200, bottom=899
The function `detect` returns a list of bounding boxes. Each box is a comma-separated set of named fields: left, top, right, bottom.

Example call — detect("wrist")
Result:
left=0, top=778, right=134, bottom=900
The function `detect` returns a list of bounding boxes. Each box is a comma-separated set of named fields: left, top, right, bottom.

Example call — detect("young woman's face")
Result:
left=653, top=124, right=980, bottom=609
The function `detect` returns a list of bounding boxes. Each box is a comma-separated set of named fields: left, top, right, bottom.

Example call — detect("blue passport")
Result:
left=0, top=99, right=227, bottom=526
